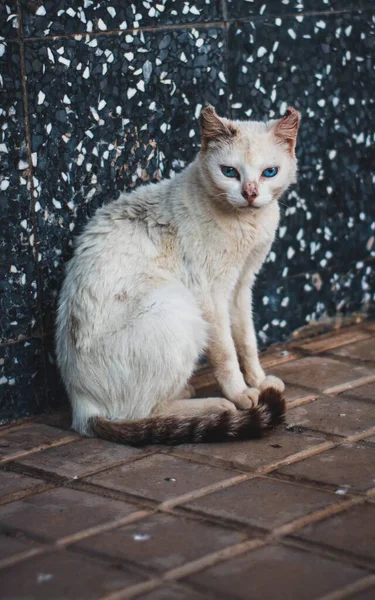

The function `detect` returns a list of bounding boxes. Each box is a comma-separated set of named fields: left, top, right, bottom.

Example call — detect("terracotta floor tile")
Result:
left=187, top=544, right=366, bottom=600
left=278, top=444, right=375, bottom=492
left=76, top=512, right=248, bottom=572
left=348, top=586, right=375, bottom=600
left=0, top=470, right=46, bottom=501
left=0, top=487, right=139, bottom=540
left=271, top=356, right=373, bottom=392
left=0, top=424, right=78, bottom=462
left=176, top=429, right=326, bottom=471
left=85, top=454, right=234, bottom=502
left=297, top=502, right=375, bottom=560
left=185, top=477, right=340, bottom=529
left=1, top=324, right=374, bottom=600
left=137, top=586, right=217, bottom=600
left=0, top=550, right=144, bottom=599
left=287, top=396, right=375, bottom=437
left=330, top=337, right=375, bottom=363
left=17, top=437, right=145, bottom=479
left=343, top=381, right=375, bottom=401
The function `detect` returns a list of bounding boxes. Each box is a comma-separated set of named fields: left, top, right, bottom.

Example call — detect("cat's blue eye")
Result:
left=262, top=167, right=279, bottom=178
left=221, top=166, right=240, bottom=179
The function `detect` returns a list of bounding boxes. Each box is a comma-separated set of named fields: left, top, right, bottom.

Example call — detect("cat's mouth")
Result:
left=239, top=203, right=260, bottom=210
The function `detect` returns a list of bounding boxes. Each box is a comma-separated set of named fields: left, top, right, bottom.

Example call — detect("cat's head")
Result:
left=199, top=105, right=300, bottom=210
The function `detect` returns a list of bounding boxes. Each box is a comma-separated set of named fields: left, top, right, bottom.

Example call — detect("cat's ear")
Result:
left=200, top=105, right=237, bottom=151
left=273, top=107, right=301, bottom=154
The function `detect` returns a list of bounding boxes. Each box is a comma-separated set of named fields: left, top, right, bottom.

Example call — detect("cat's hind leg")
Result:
left=68, top=281, right=208, bottom=433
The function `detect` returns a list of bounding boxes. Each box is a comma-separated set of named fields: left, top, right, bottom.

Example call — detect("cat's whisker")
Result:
left=278, top=200, right=291, bottom=208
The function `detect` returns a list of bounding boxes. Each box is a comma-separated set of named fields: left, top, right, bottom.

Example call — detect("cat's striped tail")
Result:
left=88, top=387, right=285, bottom=446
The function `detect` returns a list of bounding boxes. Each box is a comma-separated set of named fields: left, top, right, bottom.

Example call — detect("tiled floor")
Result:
left=0, top=322, right=375, bottom=600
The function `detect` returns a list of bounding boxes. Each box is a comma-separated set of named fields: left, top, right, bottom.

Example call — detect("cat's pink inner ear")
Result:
left=200, top=105, right=237, bottom=151
left=273, top=107, right=301, bottom=154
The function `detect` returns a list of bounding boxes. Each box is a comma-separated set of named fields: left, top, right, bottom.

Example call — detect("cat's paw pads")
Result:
left=232, top=387, right=260, bottom=410
left=259, top=375, right=285, bottom=393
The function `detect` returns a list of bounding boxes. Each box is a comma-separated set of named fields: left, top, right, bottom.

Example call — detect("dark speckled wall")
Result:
left=1, top=0, right=374, bottom=422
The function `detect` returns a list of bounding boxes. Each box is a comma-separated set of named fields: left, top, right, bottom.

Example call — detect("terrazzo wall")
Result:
left=1, top=0, right=374, bottom=422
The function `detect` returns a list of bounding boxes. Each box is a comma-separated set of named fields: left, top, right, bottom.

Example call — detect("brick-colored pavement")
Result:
left=1, top=322, right=375, bottom=600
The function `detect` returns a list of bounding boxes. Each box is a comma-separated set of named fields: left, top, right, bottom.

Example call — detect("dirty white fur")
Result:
left=56, top=106, right=300, bottom=435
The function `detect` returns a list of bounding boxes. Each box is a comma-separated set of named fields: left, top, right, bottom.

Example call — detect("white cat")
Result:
left=56, top=105, right=300, bottom=445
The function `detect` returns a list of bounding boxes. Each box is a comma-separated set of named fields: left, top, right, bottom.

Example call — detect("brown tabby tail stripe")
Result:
left=89, top=388, right=285, bottom=446
left=258, top=386, right=285, bottom=426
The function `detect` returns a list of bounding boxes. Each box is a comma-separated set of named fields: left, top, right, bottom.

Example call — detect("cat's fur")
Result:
left=56, top=105, right=300, bottom=445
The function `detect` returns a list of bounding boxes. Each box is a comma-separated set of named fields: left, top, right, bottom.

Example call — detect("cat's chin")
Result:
left=238, top=203, right=261, bottom=210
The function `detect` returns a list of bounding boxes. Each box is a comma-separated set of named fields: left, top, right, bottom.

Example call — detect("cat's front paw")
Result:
left=231, top=387, right=260, bottom=410
left=259, top=375, right=285, bottom=393
left=244, top=365, right=266, bottom=389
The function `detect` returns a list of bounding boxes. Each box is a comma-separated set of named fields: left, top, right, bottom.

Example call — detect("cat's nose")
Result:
left=241, top=182, right=258, bottom=204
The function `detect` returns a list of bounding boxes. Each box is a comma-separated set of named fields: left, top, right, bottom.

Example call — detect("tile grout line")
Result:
left=55, top=509, right=153, bottom=547
left=260, top=471, right=365, bottom=499
left=163, top=538, right=266, bottom=581
left=101, top=579, right=163, bottom=600
left=316, top=574, right=375, bottom=600
left=220, top=0, right=231, bottom=118
left=159, top=441, right=336, bottom=509
left=271, top=496, right=367, bottom=539
left=160, top=442, right=335, bottom=510
left=0, top=363, right=373, bottom=573
left=0, top=435, right=81, bottom=465
left=344, top=427, right=375, bottom=444
left=100, top=540, right=268, bottom=600
left=1, top=452, right=374, bottom=578
left=158, top=424, right=375, bottom=509
left=15, top=0, right=48, bottom=394
left=98, top=488, right=375, bottom=600
left=1, top=415, right=374, bottom=520
left=0, top=546, right=47, bottom=570
left=260, top=350, right=303, bottom=369
left=317, top=351, right=375, bottom=369
left=0, top=509, right=154, bottom=570
left=3, top=419, right=374, bottom=515
left=287, top=393, right=319, bottom=408
left=276, top=536, right=375, bottom=574
left=0, top=448, right=161, bottom=506
left=0, top=482, right=58, bottom=507
left=18, top=7, right=373, bottom=43
left=159, top=472, right=252, bottom=510
left=67, top=480, right=160, bottom=511
left=323, top=374, right=375, bottom=396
